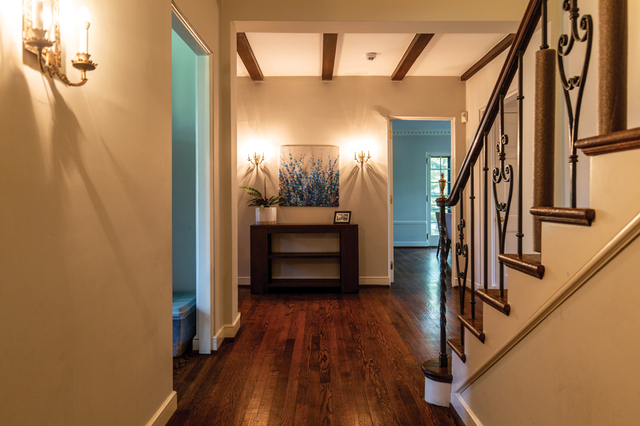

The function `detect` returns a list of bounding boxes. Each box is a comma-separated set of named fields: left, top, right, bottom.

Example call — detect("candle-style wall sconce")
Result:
left=23, top=0, right=97, bottom=86
left=247, top=152, right=265, bottom=167
left=354, top=150, right=371, bottom=165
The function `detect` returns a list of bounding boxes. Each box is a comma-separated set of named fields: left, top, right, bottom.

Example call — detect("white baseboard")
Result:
left=394, top=241, right=431, bottom=247
left=192, top=336, right=199, bottom=352
left=146, top=391, right=177, bottom=426
left=451, top=392, right=483, bottom=426
left=224, top=312, right=242, bottom=338
left=359, top=276, right=390, bottom=285
left=238, top=276, right=251, bottom=286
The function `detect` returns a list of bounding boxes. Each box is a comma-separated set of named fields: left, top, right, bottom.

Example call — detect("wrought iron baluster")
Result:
left=492, top=94, right=514, bottom=298
left=470, top=162, right=476, bottom=319
left=557, top=0, right=593, bottom=208
left=483, top=132, right=489, bottom=291
left=455, top=188, right=468, bottom=347
left=517, top=49, right=524, bottom=257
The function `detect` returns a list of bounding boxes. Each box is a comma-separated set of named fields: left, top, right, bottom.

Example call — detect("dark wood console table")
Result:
left=250, top=224, right=359, bottom=294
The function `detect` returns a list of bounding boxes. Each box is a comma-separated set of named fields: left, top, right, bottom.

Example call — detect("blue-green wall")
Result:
left=172, top=29, right=197, bottom=292
left=393, top=120, right=450, bottom=247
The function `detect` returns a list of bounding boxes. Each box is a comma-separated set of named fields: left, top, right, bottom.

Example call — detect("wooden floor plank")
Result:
left=169, top=248, right=459, bottom=426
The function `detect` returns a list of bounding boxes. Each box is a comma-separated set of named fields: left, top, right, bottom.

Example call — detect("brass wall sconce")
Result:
left=354, top=150, right=371, bottom=164
left=23, top=0, right=97, bottom=87
left=247, top=152, right=264, bottom=167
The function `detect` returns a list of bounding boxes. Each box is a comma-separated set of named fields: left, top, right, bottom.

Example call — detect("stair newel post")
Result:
left=437, top=173, right=449, bottom=369
left=470, top=161, right=476, bottom=319
left=483, top=132, right=489, bottom=291
left=557, top=0, right=593, bottom=208
left=533, top=0, right=556, bottom=253
left=517, top=49, right=525, bottom=258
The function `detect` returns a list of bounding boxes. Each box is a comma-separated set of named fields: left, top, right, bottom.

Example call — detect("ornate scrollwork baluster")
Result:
left=455, top=188, right=469, bottom=313
left=492, top=95, right=514, bottom=297
left=455, top=188, right=468, bottom=346
left=557, top=0, right=593, bottom=208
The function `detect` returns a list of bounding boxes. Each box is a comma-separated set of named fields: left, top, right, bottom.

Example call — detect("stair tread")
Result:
left=499, top=253, right=545, bottom=279
left=447, top=338, right=466, bottom=363
left=476, top=289, right=511, bottom=316
left=530, top=206, right=595, bottom=226
left=458, top=314, right=485, bottom=343
left=576, top=127, right=640, bottom=156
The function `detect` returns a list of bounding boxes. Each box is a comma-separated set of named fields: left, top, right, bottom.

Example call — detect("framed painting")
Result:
left=279, top=145, right=339, bottom=207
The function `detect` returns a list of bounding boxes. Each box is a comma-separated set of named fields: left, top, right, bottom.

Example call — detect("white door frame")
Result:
left=387, top=116, right=456, bottom=285
left=171, top=4, right=215, bottom=354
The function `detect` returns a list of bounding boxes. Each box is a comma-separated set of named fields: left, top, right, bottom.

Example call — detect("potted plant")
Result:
left=240, top=182, right=285, bottom=225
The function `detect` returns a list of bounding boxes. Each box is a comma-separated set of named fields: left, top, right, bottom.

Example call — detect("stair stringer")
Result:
left=450, top=148, right=640, bottom=425
left=453, top=216, right=640, bottom=425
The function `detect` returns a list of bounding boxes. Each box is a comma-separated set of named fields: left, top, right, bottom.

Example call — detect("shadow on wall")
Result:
left=0, top=26, right=75, bottom=420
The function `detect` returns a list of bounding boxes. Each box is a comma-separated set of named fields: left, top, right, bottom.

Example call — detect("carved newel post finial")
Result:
left=439, top=173, right=446, bottom=199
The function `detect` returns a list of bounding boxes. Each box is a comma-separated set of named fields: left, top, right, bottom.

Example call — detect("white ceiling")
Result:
left=237, top=32, right=509, bottom=78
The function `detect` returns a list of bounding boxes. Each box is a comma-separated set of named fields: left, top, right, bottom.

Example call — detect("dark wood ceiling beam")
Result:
left=322, top=33, right=338, bottom=81
left=237, top=32, right=263, bottom=81
left=461, top=34, right=516, bottom=82
left=391, top=33, right=434, bottom=81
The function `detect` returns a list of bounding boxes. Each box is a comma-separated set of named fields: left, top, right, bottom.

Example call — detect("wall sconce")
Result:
left=23, top=0, right=97, bottom=87
left=247, top=152, right=264, bottom=167
left=354, top=150, right=371, bottom=164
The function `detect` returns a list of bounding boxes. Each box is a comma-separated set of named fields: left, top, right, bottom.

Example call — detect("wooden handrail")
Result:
left=442, top=0, right=542, bottom=207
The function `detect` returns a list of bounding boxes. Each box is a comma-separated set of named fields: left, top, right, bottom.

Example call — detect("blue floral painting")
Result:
left=279, top=145, right=339, bottom=207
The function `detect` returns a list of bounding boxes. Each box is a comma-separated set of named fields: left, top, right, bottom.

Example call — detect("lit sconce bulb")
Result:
left=77, top=6, right=91, bottom=54
left=248, top=152, right=265, bottom=167
left=354, top=150, right=371, bottom=164
left=42, top=4, right=52, bottom=33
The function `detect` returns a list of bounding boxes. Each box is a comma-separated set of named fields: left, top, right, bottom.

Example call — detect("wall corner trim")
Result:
left=212, top=326, right=225, bottom=351
left=145, top=391, right=177, bottom=426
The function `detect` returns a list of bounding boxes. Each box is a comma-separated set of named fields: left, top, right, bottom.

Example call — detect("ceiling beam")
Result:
left=391, top=34, right=434, bottom=81
left=461, top=34, right=516, bottom=82
left=322, top=33, right=338, bottom=81
left=237, top=32, right=263, bottom=81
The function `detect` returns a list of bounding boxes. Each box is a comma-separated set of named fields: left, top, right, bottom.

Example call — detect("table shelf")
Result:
left=250, top=224, right=359, bottom=294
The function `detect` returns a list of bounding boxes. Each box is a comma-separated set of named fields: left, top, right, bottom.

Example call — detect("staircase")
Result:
left=422, top=0, right=640, bottom=424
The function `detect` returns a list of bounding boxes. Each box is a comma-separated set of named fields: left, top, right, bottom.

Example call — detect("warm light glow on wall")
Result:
left=345, top=134, right=378, bottom=165
left=241, top=137, right=276, bottom=168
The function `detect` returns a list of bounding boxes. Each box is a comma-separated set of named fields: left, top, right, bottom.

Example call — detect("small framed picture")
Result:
left=333, top=211, right=351, bottom=224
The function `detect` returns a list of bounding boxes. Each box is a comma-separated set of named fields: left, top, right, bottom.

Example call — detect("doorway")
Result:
left=387, top=118, right=454, bottom=283
left=171, top=10, right=213, bottom=353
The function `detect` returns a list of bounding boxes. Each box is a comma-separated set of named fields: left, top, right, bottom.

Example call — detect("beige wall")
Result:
left=218, top=0, right=530, bottom=298
left=236, top=76, right=465, bottom=282
left=0, top=0, right=216, bottom=424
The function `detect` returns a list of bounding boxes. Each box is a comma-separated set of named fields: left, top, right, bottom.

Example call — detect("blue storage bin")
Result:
left=172, top=292, right=196, bottom=357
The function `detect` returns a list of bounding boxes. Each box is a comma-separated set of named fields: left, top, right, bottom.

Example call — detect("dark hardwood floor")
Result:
left=169, top=248, right=469, bottom=426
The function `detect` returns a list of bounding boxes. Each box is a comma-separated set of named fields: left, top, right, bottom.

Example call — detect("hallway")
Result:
left=169, top=248, right=465, bottom=425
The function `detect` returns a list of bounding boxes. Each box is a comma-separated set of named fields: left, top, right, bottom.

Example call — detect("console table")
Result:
left=250, top=224, right=359, bottom=294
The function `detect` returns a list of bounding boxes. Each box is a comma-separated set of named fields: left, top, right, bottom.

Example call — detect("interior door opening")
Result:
left=391, top=120, right=452, bottom=248
left=387, top=117, right=454, bottom=284
left=171, top=11, right=212, bottom=354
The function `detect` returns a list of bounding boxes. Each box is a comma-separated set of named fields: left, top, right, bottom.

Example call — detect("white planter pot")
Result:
left=255, top=207, right=277, bottom=225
